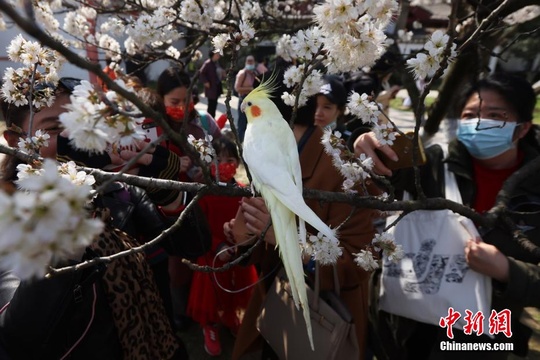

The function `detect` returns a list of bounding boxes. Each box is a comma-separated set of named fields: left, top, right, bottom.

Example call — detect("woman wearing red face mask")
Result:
left=154, top=67, right=223, bottom=333
left=187, top=136, right=258, bottom=356
left=155, top=66, right=222, bottom=182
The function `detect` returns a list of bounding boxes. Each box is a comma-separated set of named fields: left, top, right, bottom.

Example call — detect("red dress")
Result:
left=187, top=190, right=259, bottom=330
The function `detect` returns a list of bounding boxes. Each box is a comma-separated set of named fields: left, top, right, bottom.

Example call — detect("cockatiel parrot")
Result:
left=241, top=78, right=339, bottom=350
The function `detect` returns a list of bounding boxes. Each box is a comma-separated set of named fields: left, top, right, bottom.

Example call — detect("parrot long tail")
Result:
left=295, top=202, right=338, bottom=242
left=263, top=188, right=314, bottom=350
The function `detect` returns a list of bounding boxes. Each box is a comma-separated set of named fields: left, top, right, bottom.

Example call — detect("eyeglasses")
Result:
left=475, top=120, right=522, bottom=131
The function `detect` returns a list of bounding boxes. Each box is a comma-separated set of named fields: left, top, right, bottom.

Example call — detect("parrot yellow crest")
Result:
left=240, top=72, right=280, bottom=123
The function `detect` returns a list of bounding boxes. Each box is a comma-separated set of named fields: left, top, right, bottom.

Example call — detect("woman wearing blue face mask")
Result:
left=234, top=55, right=261, bottom=143
left=353, top=72, right=540, bottom=360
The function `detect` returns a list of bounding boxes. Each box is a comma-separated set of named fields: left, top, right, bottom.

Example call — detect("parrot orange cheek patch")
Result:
left=250, top=105, right=261, bottom=118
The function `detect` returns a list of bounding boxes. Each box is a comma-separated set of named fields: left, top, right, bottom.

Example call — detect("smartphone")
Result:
left=375, top=131, right=427, bottom=170
left=103, top=120, right=161, bottom=171
left=141, top=119, right=159, bottom=143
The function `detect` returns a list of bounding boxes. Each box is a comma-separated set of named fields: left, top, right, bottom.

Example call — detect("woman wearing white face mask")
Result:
left=354, top=72, right=540, bottom=359
left=234, top=55, right=261, bottom=143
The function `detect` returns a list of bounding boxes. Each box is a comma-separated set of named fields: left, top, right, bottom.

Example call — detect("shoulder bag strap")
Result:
left=314, top=261, right=339, bottom=312
left=402, top=141, right=461, bottom=204
left=439, top=142, right=480, bottom=237
left=438, top=142, right=462, bottom=204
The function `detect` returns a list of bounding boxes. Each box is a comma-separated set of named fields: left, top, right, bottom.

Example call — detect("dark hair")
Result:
left=1, top=77, right=80, bottom=133
left=212, top=136, right=240, bottom=161
left=136, top=87, right=166, bottom=115
left=294, top=96, right=317, bottom=127
left=124, top=75, right=144, bottom=91
left=1, top=100, right=30, bottom=134
left=458, top=72, right=536, bottom=123
left=156, top=67, right=191, bottom=98
left=0, top=78, right=80, bottom=181
left=344, top=71, right=381, bottom=98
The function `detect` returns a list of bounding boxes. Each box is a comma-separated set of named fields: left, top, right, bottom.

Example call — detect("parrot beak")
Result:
left=240, top=101, right=247, bottom=113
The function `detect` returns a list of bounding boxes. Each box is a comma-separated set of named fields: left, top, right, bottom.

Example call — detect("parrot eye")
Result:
left=247, top=101, right=252, bottom=106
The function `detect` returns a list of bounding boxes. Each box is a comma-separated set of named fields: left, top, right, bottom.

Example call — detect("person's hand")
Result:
left=390, top=85, right=401, bottom=98
left=224, top=219, right=236, bottom=243
left=204, top=82, right=210, bottom=89
left=217, top=244, right=234, bottom=262
left=179, top=156, right=192, bottom=174
left=353, top=131, right=398, bottom=176
left=465, top=240, right=509, bottom=283
left=187, top=166, right=204, bottom=183
left=118, top=139, right=157, bottom=173
left=241, top=197, right=275, bottom=245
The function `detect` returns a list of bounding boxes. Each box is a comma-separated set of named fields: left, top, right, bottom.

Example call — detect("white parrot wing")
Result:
left=243, top=122, right=337, bottom=242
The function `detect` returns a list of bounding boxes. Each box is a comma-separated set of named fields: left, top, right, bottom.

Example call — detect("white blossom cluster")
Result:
left=278, top=0, right=399, bottom=111
left=1, top=35, right=63, bottom=109
left=211, top=21, right=256, bottom=54
left=63, top=6, right=96, bottom=42
left=125, top=7, right=182, bottom=55
left=17, top=129, right=49, bottom=155
left=0, top=160, right=102, bottom=280
left=347, top=91, right=381, bottom=125
left=281, top=64, right=324, bottom=107
left=99, top=17, right=125, bottom=38
left=180, top=0, right=215, bottom=31
left=34, top=1, right=61, bottom=34
left=302, top=231, right=342, bottom=265
left=353, top=249, right=379, bottom=271
left=276, top=34, right=295, bottom=62
left=373, top=123, right=398, bottom=146
left=406, top=30, right=457, bottom=80
left=353, top=232, right=404, bottom=271
left=97, top=34, right=122, bottom=62
left=313, top=0, right=398, bottom=73
left=372, top=232, right=404, bottom=262
left=187, top=134, right=214, bottom=163
left=321, top=129, right=372, bottom=193
left=320, top=128, right=404, bottom=271
left=58, top=80, right=145, bottom=153
left=240, top=1, right=263, bottom=21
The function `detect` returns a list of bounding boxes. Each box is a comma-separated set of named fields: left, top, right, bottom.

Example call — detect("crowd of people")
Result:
left=0, top=44, right=538, bottom=360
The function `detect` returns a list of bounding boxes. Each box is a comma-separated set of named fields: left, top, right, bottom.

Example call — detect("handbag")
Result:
left=256, top=262, right=359, bottom=360
left=378, top=143, right=492, bottom=330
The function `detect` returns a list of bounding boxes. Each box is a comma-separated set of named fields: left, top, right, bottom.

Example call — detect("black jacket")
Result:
left=389, top=138, right=540, bottom=355
left=97, top=182, right=170, bottom=261
left=0, top=255, right=121, bottom=359
left=0, top=183, right=175, bottom=359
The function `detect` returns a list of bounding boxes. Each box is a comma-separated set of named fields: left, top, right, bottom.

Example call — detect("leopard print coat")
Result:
left=91, top=212, right=179, bottom=359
